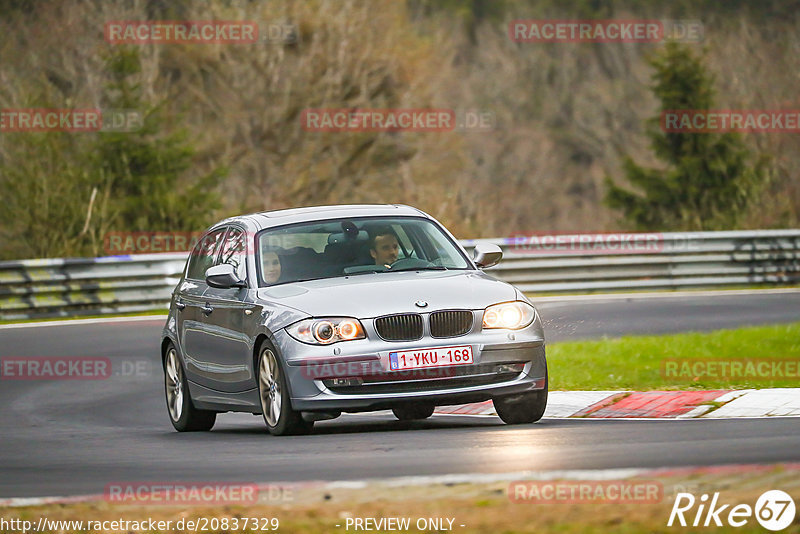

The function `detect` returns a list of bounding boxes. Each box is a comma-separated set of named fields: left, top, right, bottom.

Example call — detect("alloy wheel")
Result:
left=259, top=348, right=282, bottom=427
left=165, top=348, right=184, bottom=422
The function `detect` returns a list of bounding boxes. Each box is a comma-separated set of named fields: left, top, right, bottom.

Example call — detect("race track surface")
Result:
left=2, top=291, right=799, bottom=498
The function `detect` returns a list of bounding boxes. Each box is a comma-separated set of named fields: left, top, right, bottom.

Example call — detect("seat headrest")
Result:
left=327, top=230, right=369, bottom=245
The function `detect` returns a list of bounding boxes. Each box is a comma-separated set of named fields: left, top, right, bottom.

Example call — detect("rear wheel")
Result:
left=257, top=341, right=314, bottom=436
left=392, top=403, right=435, bottom=421
left=164, top=344, right=216, bottom=432
left=493, top=373, right=548, bottom=425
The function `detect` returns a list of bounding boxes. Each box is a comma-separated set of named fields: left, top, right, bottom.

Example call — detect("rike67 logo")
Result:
left=668, top=490, right=796, bottom=531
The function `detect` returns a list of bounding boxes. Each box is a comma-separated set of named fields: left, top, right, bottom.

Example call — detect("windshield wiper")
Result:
left=265, top=276, right=328, bottom=286
left=385, top=266, right=449, bottom=273
left=344, top=269, right=385, bottom=276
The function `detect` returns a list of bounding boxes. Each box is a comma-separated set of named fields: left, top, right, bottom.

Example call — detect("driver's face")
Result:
left=371, top=234, right=399, bottom=266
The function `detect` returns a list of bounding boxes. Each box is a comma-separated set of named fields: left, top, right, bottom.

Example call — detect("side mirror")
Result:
left=206, top=264, right=247, bottom=289
left=473, top=243, right=503, bottom=269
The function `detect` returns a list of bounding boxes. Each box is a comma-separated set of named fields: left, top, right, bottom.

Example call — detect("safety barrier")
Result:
left=1, top=230, right=798, bottom=320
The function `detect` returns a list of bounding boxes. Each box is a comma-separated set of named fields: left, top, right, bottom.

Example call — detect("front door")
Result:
left=197, top=226, right=258, bottom=393
left=178, top=228, right=225, bottom=387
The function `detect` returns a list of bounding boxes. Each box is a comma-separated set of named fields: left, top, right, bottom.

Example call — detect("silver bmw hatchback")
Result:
left=161, top=204, right=547, bottom=435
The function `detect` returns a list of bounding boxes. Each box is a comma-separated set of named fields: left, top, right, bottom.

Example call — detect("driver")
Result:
left=368, top=226, right=400, bottom=267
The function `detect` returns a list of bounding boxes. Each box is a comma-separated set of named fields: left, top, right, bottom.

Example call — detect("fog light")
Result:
left=497, top=363, right=525, bottom=374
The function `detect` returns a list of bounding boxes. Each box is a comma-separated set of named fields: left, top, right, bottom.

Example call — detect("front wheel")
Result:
left=164, top=344, right=216, bottom=432
left=493, top=374, right=548, bottom=425
left=257, top=341, right=314, bottom=436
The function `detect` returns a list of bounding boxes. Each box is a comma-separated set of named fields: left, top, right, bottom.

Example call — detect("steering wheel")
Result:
left=388, top=257, right=434, bottom=270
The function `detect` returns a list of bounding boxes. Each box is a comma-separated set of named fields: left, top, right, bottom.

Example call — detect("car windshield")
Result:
left=256, top=216, right=471, bottom=286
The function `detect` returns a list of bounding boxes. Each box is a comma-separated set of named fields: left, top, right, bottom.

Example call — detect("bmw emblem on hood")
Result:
left=415, top=300, right=428, bottom=308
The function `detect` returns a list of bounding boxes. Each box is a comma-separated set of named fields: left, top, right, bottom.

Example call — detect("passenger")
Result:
left=261, top=249, right=282, bottom=284
left=368, top=226, right=400, bottom=267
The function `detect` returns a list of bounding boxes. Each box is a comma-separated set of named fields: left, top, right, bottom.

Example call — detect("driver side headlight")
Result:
left=482, top=301, right=536, bottom=330
left=286, top=317, right=366, bottom=345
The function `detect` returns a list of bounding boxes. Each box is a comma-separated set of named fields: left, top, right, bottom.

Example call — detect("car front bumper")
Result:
left=274, top=316, right=547, bottom=413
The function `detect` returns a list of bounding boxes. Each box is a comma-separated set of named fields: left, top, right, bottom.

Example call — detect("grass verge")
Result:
left=548, top=322, right=800, bottom=390
left=1, top=465, right=797, bottom=533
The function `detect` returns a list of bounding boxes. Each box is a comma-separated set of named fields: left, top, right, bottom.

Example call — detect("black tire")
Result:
left=392, top=403, right=435, bottom=421
left=164, top=343, right=216, bottom=432
left=256, top=340, right=314, bottom=436
left=493, top=372, right=548, bottom=425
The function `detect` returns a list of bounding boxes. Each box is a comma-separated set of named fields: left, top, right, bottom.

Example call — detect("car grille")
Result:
left=429, top=310, right=473, bottom=338
left=374, top=313, right=423, bottom=341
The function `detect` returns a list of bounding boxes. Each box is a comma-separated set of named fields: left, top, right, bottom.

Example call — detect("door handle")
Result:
left=175, top=300, right=186, bottom=310
left=201, top=304, right=214, bottom=315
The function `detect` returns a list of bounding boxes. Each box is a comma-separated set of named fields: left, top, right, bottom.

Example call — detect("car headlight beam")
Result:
left=286, top=317, right=366, bottom=345
left=482, top=301, right=535, bottom=330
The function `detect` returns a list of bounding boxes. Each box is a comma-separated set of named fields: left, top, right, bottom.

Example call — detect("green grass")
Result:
left=4, top=466, right=799, bottom=534
left=548, top=322, right=800, bottom=390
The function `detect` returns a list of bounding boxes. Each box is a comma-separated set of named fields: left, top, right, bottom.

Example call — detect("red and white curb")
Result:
left=435, top=389, right=800, bottom=419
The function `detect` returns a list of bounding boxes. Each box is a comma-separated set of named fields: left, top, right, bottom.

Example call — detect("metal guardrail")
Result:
left=0, top=254, right=188, bottom=320
left=463, top=229, right=800, bottom=293
left=1, top=230, right=799, bottom=320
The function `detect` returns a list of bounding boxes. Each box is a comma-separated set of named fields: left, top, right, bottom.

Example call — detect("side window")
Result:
left=218, top=227, right=248, bottom=283
left=186, top=229, right=225, bottom=280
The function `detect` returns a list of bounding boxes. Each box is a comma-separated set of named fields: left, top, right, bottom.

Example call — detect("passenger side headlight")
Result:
left=286, top=318, right=366, bottom=345
left=482, top=301, right=536, bottom=330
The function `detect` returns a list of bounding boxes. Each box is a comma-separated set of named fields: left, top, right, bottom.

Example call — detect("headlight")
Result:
left=286, top=318, right=366, bottom=345
left=482, top=301, right=536, bottom=330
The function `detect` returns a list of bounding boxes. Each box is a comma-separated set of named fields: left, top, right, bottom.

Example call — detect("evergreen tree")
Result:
left=604, top=42, right=768, bottom=231
left=94, top=49, right=226, bottom=235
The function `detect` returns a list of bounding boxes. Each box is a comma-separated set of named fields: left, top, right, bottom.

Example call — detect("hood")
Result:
left=256, top=270, right=516, bottom=318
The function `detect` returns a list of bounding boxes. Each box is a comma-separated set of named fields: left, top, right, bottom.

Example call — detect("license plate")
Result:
left=388, top=345, right=473, bottom=371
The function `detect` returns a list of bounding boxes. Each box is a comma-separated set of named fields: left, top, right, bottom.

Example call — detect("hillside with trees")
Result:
left=1, top=0, right=798, bottom=259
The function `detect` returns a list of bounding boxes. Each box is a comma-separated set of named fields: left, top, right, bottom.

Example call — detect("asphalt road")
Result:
left=535, top=289, right=800, bottom=342
left=1, top=291, right=799, bottom=498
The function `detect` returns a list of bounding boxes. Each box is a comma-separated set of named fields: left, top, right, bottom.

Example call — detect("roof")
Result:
left=206, top=204, right=431, bottom=233
left=250, top=204, right=427, bottom=229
